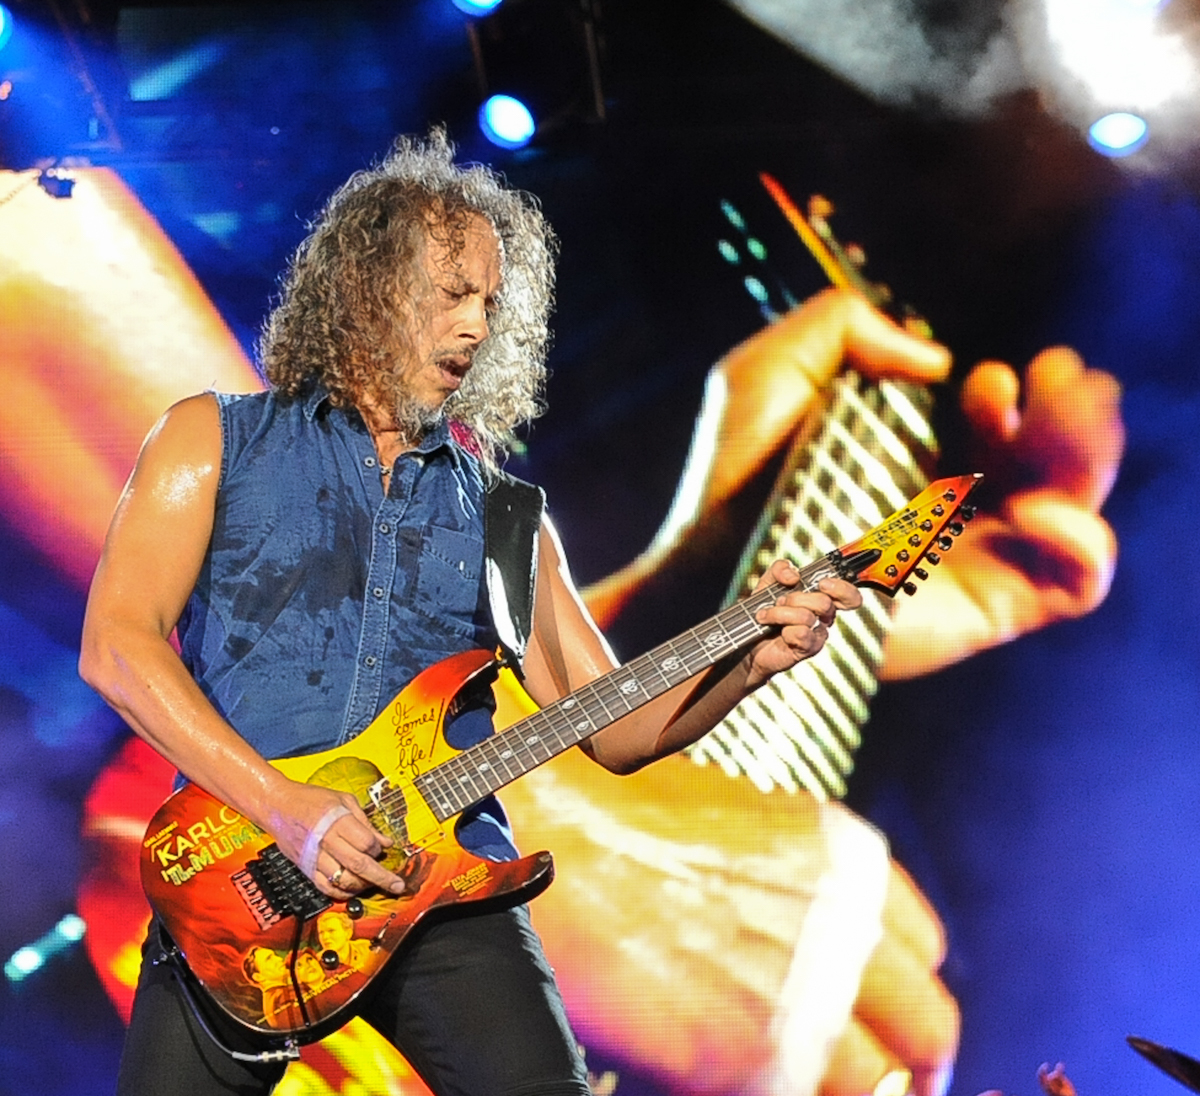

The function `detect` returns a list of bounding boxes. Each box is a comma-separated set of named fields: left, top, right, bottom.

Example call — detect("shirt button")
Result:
left=373, top=587, right=385, bottom=599
left=364, top=655, right=377, bottom=668
left=379, top=523, right=390, bottom=534
left=364, top=457, right=376, bottom=468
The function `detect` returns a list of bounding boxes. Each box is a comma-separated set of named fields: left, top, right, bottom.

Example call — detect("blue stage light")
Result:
left=479, top=93, right=535, bottom=150
left=3, top=914, right=87, bottom=983
left=452, top=0, right=503, bottom=15
left=1088, top=112, right=1150, bottom=156
left=0, top=5, right=14, bottom=52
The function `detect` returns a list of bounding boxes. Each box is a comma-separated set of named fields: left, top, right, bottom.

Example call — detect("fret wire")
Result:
left=687, top=352, right=936, bottom=795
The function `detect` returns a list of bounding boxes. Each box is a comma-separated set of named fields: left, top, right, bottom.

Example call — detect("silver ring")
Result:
left=330, top=866, right=345, bottom=888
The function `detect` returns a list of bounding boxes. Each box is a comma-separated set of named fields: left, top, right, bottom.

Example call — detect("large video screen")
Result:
left=2, top=3, right=1199, bottom=1096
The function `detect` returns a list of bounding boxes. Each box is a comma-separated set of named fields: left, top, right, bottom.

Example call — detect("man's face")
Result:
left=317, top=912, right=352, bottom=952
left=391, top=213, right=502, bottom=428
left=250, top=947, right=288, bottom=985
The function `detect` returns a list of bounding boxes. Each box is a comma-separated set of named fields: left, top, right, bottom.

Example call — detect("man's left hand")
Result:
left=745, top=565, right=863, bottom=689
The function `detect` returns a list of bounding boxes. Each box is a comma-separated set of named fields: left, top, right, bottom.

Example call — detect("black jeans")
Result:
left=116, top=905, right=592, bottom=1096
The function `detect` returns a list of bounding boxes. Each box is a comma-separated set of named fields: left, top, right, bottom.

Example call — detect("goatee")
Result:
left=392, top=388, right=452, bottom=441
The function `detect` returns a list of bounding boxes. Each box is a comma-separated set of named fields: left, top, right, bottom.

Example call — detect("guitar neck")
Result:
left=698, top=182, right=941, bottom=798
left=725, top=370, right=936, bottom=605
left=413, top=554, right=855, bottom=823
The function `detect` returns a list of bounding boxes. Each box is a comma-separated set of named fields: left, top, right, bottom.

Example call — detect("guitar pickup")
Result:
left=231, top=845, right=331, bottom=929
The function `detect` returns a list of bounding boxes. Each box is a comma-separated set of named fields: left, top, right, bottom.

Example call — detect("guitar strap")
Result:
left=483, top=470, right=545, bottom=675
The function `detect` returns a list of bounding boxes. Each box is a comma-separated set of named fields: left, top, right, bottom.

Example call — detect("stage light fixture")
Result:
left=1088, top=111, right=1150, bottom=155
left=479, top=93, right=535, bottom=149
left=453, top=0, right=503, bottom=15
left=0, top=5, right=13, bottom=53
left=465, top=0, right=605, bottom=151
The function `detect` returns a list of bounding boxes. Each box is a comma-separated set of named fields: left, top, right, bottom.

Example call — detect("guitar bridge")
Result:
left=231, top=845, right=332, bottom=929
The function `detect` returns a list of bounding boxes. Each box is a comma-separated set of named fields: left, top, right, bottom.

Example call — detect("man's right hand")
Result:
left=266, top=780, right=407, bottom=898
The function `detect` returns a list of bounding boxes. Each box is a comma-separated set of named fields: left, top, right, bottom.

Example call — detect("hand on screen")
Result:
left=819, top=859, right=959, bottom=1096
left=585, top=287, right=1125, bottom=683
left=497, top=746, right=958, bottom=1096
left=880, top=346, right=1123, bottom=680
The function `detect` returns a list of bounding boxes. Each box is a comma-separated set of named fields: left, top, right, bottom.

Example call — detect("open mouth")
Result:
left=438, top=355, right=472, bottom=385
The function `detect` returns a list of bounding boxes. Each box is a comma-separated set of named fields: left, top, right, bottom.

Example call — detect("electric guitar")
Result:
left=141, top=474, right=980, bottom=1046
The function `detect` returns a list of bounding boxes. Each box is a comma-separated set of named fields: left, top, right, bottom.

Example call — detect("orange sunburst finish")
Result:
left=140, top=648, right=553, bottom=1042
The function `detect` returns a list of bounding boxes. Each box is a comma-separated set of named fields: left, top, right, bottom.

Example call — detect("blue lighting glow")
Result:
left=4, top=914, right=88, bottom=983
left=479, top=94, right=535, bottom=150
left=1089, top=112, right=1150, bottom=156
left=0, top=5, right=13, bottom=52
left=129, top=39, right=231, bottom=101
left=451, top=0, right=503, bottom=15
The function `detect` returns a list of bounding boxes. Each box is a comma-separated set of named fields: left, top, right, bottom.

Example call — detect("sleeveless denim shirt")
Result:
left=176, top=387, right=517, bottom=860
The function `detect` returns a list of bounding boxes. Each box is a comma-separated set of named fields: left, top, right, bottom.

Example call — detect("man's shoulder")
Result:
left=210, top=387, right=273, bottom=414
left=215, top=386, right=330, bottom=436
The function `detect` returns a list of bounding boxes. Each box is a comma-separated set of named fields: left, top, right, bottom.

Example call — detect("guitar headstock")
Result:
left=758, top=174, right=932, bottom=338
left=834, top=474, right=982, bottom=597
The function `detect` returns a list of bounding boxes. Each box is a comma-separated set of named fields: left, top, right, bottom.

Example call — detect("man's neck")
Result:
left=357, top=397, right=416, bottom=468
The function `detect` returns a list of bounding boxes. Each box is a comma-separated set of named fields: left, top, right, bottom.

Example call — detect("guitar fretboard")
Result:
left=410, top=551, right=857, bottom=821
left=684, top=369, right=936, bottom=798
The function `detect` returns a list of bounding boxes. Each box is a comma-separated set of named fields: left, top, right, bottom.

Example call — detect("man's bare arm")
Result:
left=78, top=395, right=404, bottom=898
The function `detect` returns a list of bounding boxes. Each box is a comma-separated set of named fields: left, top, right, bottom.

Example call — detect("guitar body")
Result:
left=141, top=648, right=554, bottom=1042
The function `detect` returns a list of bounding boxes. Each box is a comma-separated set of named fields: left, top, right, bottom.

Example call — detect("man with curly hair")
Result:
left=78, top=130, right=865, bottom=1096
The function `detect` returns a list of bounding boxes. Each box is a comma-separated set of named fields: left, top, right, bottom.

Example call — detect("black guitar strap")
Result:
left=483, top=470, right=545, bottom=674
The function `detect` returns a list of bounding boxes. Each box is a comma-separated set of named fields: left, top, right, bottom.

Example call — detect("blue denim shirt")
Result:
left=177, top=386, right=517, bottom=860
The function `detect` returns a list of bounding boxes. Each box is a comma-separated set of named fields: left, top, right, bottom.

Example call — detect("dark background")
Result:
left=2, top=2, right=1199, bottom=1094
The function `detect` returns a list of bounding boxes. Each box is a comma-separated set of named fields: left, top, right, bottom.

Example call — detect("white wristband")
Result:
left=299, top=804, right=351, bottom=879
left=752, top=801, right=891, bottom=1096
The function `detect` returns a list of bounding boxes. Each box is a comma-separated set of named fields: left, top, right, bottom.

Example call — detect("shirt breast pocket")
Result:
left=414, top=523, right=485, bottom=636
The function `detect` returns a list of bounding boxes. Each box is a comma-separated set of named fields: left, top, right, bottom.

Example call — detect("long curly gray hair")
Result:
left=258, top=129, right=556, bottom=468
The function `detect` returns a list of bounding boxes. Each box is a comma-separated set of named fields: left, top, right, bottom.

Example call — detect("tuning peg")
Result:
left=914, top=567, right=929, bottom=581
left=959, top=505, right=976, bottom=521
left=936, top=535, right=953, bottom=551
left=902, top=581, right=917, bottom=596
left=949, top=521, right=965, bottom=536
left=925, top=552, right=941, bottom=566
left=808, top=195, right=834, bottom=221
